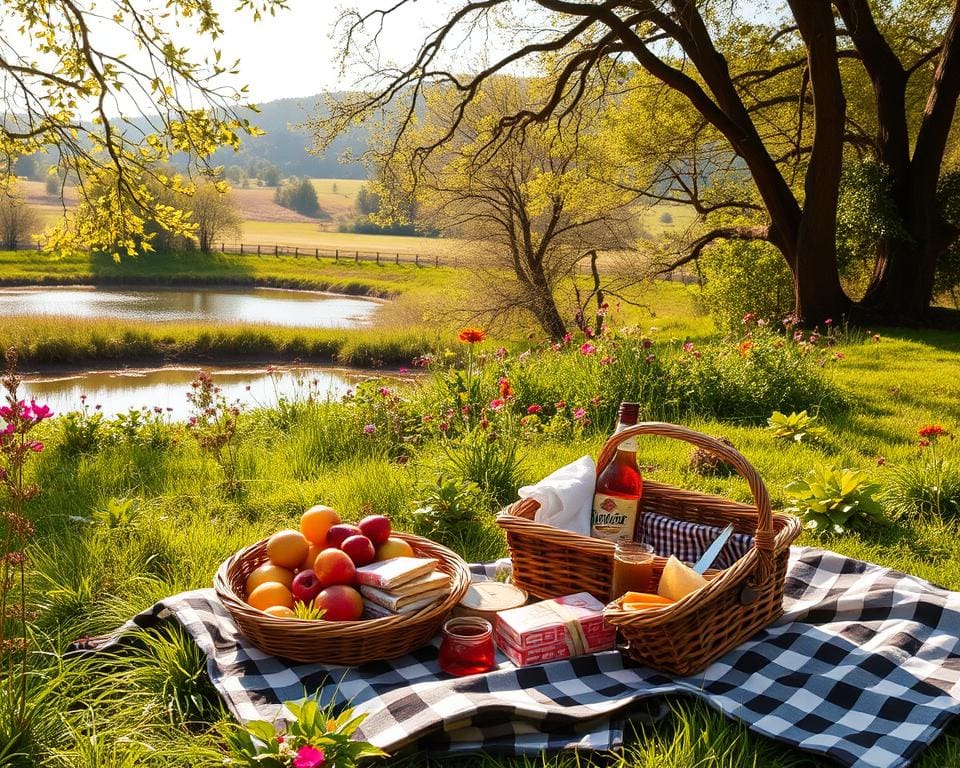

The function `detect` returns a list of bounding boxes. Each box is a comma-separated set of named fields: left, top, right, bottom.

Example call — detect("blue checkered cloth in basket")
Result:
left=639, top=510, right=754, bottom=569
left=72, top=547, right=960, bottom=768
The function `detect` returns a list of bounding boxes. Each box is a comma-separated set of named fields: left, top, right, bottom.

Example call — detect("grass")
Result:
left=1, top=286, right=959, bottom=766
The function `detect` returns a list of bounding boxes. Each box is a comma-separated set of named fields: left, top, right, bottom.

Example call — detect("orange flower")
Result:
left=918, top=425, right=948, bottom=439
left=458, top=327, right=486, bottom=344
left=738, top=340, right=754, bottom=357
left=498, top=377, right=513, bottom=398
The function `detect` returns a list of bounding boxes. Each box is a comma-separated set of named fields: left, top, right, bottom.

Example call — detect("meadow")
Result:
left=2, top=249, right=960, bottom=766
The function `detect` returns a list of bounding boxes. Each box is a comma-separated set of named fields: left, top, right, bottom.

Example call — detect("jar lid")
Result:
left=456, top=581, right=527, bottom=616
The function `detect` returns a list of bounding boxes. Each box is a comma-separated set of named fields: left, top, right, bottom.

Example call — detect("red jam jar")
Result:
left=438, top=616, right=495, bottom=676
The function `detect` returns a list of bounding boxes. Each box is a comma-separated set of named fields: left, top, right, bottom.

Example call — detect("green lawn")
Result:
left=3, top=253, right=960, bottom=766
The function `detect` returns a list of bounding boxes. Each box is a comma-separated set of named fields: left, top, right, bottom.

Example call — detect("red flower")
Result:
left=498, top=377, right=513, bottom=398
left=458, top=327, right=486, bottom=344
left=918, top=425, right=948, bottom=439
left=526, top=404, right=542, bottom=414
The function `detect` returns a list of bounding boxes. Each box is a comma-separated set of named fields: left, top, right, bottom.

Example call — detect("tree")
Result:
left=190, top=182, right=242, bottom=253
left=0, top=0, right=285, bottom=258
left=0, top=191, right=40, bottom=250
left=318, top=1, right=960, bottom=325
left=374, top=77, right=641, bottom=338
left=274, top=177, right=322, bottom=217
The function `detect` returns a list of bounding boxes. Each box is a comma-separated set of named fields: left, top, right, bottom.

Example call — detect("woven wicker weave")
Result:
left=497, top=421, right=802, bottom=676
left=214, top=532, right=471, bottom=665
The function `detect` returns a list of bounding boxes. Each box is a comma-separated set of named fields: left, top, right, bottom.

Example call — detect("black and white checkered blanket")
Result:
left=75, top=547, right=960, bottom=768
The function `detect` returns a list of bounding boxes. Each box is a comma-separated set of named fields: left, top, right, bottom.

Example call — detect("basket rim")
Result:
left=214, top=531, right=472, bottom=636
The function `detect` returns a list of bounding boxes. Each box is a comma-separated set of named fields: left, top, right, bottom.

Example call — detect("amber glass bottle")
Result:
left=591, top=402, right=643, bottom=541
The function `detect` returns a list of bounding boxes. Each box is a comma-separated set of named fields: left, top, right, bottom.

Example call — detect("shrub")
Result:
left=699, top=240, right=794, bottom=331
left=411, top=474, right=485, bottom=546
left=784, top=465, right=884, bottom=535
left=767, top=410, right=828, bottom=443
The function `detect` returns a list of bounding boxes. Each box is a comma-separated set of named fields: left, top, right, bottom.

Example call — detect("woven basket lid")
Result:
left=455, top=581, right=527, bottom=618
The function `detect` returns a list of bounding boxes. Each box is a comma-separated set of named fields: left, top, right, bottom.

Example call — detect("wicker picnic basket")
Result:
left=497, top=422, right=802, bottom=676
left=215, top=532, right=471, bottom=665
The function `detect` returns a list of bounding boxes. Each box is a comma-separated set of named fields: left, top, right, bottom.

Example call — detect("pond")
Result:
left=0, top=286, right=381, bottom=328
left=19, top=365, right=380, bottom=419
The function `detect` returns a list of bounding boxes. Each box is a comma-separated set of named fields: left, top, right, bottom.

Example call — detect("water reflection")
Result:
left=20, top=366, right=376, bottom=419
left=0, top=286, right=381, bottom=328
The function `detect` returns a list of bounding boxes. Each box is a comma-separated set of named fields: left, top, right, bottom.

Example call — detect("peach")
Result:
left=314, top=584, right=364, bottom=621
left=302, top=543, right=323, bottom=571
left=375, top=537, right=415, bottom=561
left=300, top=505, right=341, bottom=545
left=341, top=534, right=376, bottom=567
left=247, top=582, right=294, bottom=612
left=264, top=605, right=297, bottom=618
left=358, top=515, right=392, bottom=546
left=313, top=547, right=357, bottom=587
left=266, top=529, right=309, bottom=569
left=245, top=563, right=295, bottom=594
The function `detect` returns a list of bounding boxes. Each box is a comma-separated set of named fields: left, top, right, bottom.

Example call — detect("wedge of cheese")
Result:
left=621, top=591, right=675, bottom=611
left=657, top=555, right=708, bottom=601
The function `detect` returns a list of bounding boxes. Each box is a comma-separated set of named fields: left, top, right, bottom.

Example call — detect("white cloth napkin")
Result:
left=517, top=455, right=596, bottom=535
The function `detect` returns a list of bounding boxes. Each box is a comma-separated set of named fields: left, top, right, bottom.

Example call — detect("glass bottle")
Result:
left=591, top=402, right=643, bottom=541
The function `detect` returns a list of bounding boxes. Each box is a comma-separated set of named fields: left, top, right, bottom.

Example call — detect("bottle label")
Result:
left=613, top=423, right=637, bottom=452
left=591, top=493, right=639, bottom=541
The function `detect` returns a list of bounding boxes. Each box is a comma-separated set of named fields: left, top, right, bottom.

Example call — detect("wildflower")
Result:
left=495, top=346, right=508, bottom=360
left=479, top=417, right=490, bottom=430
left=645, top=354, right=655, bottom=364
left=834, top=352, right=845, bottom=360
left=742, top=312, right=757, bottom=325
left=518, top=351, right=530, bottom=362
left=458, top=327, right=486, bottom=344
left=573, top=407, right=586, bottom=420
left=80, top=393, right=87, bottom=403
left=378, top=387, right=392, bottom=397
left=461, top=405, right=471, bottom=416
left=584, top=327, right=594, bottom=338
left=877, top=456, right=886, bottom=466
left=918, top=425, right=948, bottom=439
left=590, top=395, right=602, bottom=406
left=550, top=343, right=562, bottom=352
left=363, top=424, right=377, bottom=435
left=597, top=303, right=609, bottom=317
left=399, top=367, right=409, bottom=374
left=738, top=340, right=753, bottom=357
left=293, top=745, right=325, bottom=768
left=794, top=331, right=805, bottom=343
left=872, top=334, right=881, bottom=343
left=579, top=342, right=596, bottom=356
left=641, top=338, right=653, bottom=350
left=919, top=438, right=931, bottom=448
left=562, top=332, right=572, bottom=344
left=527, top=404, right=542, bottom=414
left=489, top=399, right=505, bottom=412
left=692, top=350, right=702, bottom=359
left=95, top=404, right=102, bottom=411
left=29, top=401, right=52, bottom=421
left=438, top=422, right=449, bottom=432
left=682, top=342, right=694, bottom=353
left=555, top=400, right=566, bottom=409
left=498, top=377, right=513, bottom=398
left=824, top=318, right=833, bottom=326
left=29, top=441, right=43, bottom=453
left=422, top=415, right=433, bottom=424
left=599, top=355, right=615, bottom=366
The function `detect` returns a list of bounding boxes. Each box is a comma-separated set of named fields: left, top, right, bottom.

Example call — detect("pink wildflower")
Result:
left=29, top=441, right=43, bottom=453
left=573, top=407, right=586, bottom=420
left=579, top=342, right=596, bottom=356
left=683, top=342, right=694, bottom=353
left=526, top=404, right=542, bottom=414
left=562, top=332, right=572, bottom=344
left=293, top=745, right=325, bottom=768
left=489, top=399, right=505, bottom=412
left=363, top=424, right=377, bottom=435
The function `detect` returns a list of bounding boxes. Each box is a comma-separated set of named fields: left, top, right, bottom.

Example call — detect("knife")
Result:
left=692, top=523, right=735, bottom=575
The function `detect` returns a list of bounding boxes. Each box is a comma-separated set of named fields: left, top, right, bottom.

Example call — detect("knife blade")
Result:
left=692, top=523, right=735, bottom=575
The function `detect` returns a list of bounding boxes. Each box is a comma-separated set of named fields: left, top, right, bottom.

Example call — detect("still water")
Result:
left=19, top=366, right=375, bottom=419
left=0, top=286, right=381, bottom=328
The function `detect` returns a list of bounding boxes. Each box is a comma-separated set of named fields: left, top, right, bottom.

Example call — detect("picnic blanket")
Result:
left=74, top=546, right=960, bottom=768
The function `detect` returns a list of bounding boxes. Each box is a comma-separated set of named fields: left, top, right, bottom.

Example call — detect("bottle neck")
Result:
left=614, top=420, right=638, bottom=453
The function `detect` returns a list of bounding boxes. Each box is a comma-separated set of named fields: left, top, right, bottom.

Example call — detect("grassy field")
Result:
left=1, top=264, right=959, bottom=766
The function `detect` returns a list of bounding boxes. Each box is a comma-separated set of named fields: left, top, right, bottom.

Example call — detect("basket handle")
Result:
left=598, top=422, right=775, bottom=571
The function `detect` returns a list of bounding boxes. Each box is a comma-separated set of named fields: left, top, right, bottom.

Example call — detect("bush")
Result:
left=784, top=465, right=884, bottom=535
left=274, top=177, right=321, bottom=217
left=881, top=458, right=960, bottom=520
left=700, top=240, right=794, bottom=331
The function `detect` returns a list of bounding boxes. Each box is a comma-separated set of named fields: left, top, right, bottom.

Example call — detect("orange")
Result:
left=245, top=563, right=295, bottom=594
left=264, top=605, right=297, bottom=618
left=302, top=543, right=323, bottom=571
left=266, top=529, right=309, bottom=569
left=300, top=505, right=341, bottom=545
left=247, top=581, right=295, bottom=612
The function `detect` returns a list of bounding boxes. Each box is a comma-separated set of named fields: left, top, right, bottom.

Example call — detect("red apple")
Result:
left=314, top=584, right=364, bottom=621
left=290, top=569, right=323, bottom=602
left=341, top=534, right=376, bottom=567
left=313, top=547, right=357, bottom=586
left=326, top=523, right=362, bottom=549
left=358, top=515, right=392, bottom=546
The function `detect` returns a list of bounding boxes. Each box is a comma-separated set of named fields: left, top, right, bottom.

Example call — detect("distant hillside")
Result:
left=209, top=92, right=370, bottom=180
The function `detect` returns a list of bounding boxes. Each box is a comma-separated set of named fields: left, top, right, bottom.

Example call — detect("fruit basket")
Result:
left=215, top=531, right=471, bottom=665
left=497, top=421, right=802, bottom=676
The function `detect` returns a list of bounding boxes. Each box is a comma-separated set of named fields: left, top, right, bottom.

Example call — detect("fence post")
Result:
left=315, top=248, right=319, bottom=259
left=335, top=249, right=339, bottom=262
left=396, top=252, right=400, bottom=264
left=240, top=243, right=244, bottom=255
left=376, top=252, right=380, bottom=264
left=294, top=247, right=298, bottom=258
left=355, top=251, right=359, bottom=263
left=257, top=244, right=261, bottom=256
left=274, top=245, right=279, bottom=257
left=435, top=253, right=439, bottom=267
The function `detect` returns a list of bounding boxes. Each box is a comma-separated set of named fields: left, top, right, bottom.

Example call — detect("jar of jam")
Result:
left=611, top=541, right=655, bottom=600
left=438, top=616, right=495, bottom=676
